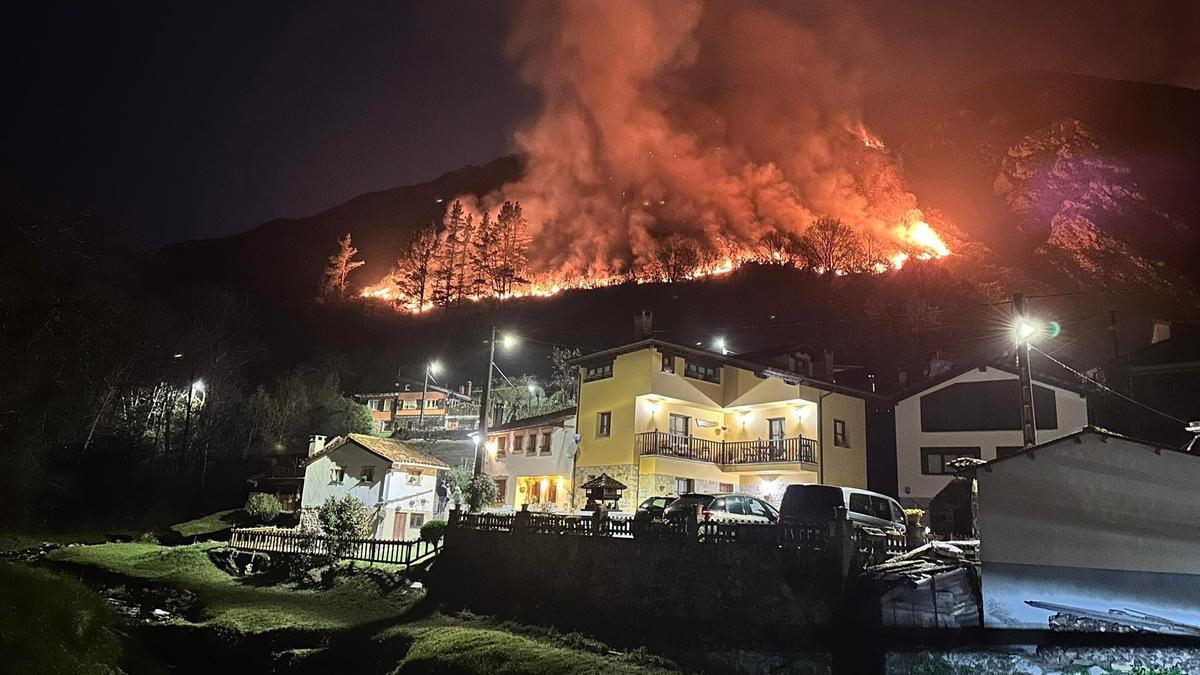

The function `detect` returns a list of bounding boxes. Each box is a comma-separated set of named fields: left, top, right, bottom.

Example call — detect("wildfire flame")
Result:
left=358, top=214, right=952, bottom=311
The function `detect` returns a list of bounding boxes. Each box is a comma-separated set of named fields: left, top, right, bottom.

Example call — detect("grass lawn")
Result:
left=0, top=529, right=116, bottom=555
left=169, top=509, right=244, bottom=539
left=388, top=620, right=680, bottom=674
left=0, top=562, right=124, bottom=675
left=47, top=542, right=421, bottom=635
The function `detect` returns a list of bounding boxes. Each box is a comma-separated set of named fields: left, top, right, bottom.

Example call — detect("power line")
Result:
left=1029, top=344, right=1187, bottom=425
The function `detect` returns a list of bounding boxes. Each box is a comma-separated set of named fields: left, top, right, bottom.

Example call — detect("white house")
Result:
left=894, top=364, right=1088, bottom=506
left=481, top=408, right=577, bottom=512
left=301, top=433, right=449, bottom=540
left=977, top=428, right=1200, bottom=634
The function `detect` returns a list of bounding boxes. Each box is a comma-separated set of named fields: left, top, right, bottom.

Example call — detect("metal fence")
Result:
left=229, top=527, right=442, bottom=565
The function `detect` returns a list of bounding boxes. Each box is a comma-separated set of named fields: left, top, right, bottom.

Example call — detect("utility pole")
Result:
left=1013, top=293, right=1038, bottom=448
left=473, top=326, right=497, bottom=476
left=417, top=365, right=431, bottom=430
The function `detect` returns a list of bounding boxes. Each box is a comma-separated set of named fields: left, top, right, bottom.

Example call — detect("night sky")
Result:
left=3, top=0, right=1196, bottom=245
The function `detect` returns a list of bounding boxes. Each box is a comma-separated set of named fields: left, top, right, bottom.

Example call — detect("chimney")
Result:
left=465, top=380, right=473, bottom=398
left=821, top=350, right=835, bottom=382
left=1152, top=320, right=1172, bottom=344
left=307, top=435, right=327, bottom=456
left=634, top=311, right=653, bottom=339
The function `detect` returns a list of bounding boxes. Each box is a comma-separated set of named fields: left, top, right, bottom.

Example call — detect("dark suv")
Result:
left=634, top=496, right=675, bottom=521
left=661, top=493, right=779, bottom=523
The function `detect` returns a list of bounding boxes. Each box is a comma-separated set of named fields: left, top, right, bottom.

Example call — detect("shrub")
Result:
left=465, top=473, right=499, bottom=512
left=245, top=493, right=283, bottom=524
left=419, top=519, right=447, bottom=542
left=317, top=495, right=369, bottom=560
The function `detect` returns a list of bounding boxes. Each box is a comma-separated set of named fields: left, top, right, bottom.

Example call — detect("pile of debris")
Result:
left=865, top=540, right=981, bottom=629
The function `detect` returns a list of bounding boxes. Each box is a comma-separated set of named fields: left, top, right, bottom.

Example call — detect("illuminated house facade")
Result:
left=300, top=434, right=448, bottom=540
left=355, top=378, right=476, bottom=433
left=893, top=364, right=1089, bottom=506
left=481, top=408, right=577, bottom=512
left=571, top=340, right=871, bottom=512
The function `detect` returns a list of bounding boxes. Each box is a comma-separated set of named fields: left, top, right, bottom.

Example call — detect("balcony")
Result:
left=635, top=431, right=816, bottom=466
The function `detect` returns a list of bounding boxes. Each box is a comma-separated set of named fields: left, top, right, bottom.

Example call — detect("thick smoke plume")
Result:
left=472, top=0, right=939, bottom=278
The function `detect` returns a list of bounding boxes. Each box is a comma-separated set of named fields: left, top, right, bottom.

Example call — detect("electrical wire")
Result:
left=1029, top=344, right=1188, bottom=425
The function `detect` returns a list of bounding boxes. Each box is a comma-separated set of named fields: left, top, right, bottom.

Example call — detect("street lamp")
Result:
left=417, top=360, right=442, bottom=431
left=475, top=327, right=517, bottom=475
left=714, top=337, right=729, bottom=355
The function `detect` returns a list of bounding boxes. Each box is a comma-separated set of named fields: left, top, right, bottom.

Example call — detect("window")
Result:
left=919, top=379, right=1060, bottom=432
left=747, top=498, right=769, bottom=518
left=584, top=362, right=614, bottom=382
left=684, top=360, right=721, bottom=384
left=330, top=467, right=345, bottom=484
left=496, top=436, right=508, bottom=457
left=833, top=419, right=848, bottom=447
left=400, top=399, right=416, bottom=410
left=726, top=495, right=746, bottom=515
left=378, top=420, right=390, bottom=432
left=920, top=447, right=982, bottom=475
left=425, top=398, right=443, bottom=409
left=514, top=435, right=525, bottom=453
left=668, top=413, right=690, bottom=438
left=849, top=493, right=872, bottom=516
left=597, top=412, right=612, bottom=438
left=890, top=502, right=907, bottom=524
left=710, top=496, right=726, bottom=512
left=718, top=482, right=734, bottom=493
left=675, top=477, right=694, bottom=494
left=540, top=432, right=552, bottom=455
left=406, top=469, right=423, bottom=485
left=768, top=417, right=786, bottom=447
left=360, top=466, right=375, bottom=482
left=526, top=434, right=537, bottom=456
left=368, top=399, right=384, bottom=411
left=409, top=513, right=425, bottom=529
left=869, top=496, right=892, bottom=520
left=996, top=446, right=1024, bottom=460
left=495, top=477, right=507, bottom=503
left=661, top=352, right=675, bottom=374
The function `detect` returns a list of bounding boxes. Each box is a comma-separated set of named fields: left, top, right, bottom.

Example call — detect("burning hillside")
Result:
left=353, top=0, right=954, bottom=311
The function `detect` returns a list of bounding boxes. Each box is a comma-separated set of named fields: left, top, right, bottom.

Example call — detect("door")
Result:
left=668, top=413, right=690, bottom=440
left=768, top=417, right=786, bottom=457
left=392, top=511, right=408, bottom=540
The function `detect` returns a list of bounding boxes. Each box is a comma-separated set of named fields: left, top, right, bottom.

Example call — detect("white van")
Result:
left=779, top=484, right=907, bottom=534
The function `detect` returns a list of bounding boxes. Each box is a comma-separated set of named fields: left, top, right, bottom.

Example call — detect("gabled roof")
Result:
left=489, top=407, right=577, bottom=433
left=972, top=426, right=1190, bottom=475
left=892, top=358, right=1087, bottom=404
left=580, top=473, right=627, bottom=490
left=568, top=338, right=882, bottom=401
left=306, top=433, right=450, bottom=469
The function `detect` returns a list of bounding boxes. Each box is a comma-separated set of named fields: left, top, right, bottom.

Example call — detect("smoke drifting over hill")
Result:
left=469, top=0, right=942, bottom=277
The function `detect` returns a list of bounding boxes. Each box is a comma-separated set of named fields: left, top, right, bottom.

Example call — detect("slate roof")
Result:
left=306, top=433, right=450, bottom=468
left=489, top=407, right=577, bottom=433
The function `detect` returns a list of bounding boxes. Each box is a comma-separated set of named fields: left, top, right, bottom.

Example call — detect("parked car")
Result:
left=779, top=484, right=906, bottom=533
left=634, top=496, right=675, bottom=521
left=661, top=493, right=779, bottom=523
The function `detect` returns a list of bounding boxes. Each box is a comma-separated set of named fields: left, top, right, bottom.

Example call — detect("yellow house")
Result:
left=570, top=339, right=871, bottom=512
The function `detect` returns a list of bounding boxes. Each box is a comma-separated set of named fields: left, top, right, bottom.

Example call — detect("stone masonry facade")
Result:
left=574, top=463, right=639, bottom=512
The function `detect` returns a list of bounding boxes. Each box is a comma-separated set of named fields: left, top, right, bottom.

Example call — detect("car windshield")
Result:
left=780, top=485, right=844, bottom=520
left=664, top=494, right=713, bottom=512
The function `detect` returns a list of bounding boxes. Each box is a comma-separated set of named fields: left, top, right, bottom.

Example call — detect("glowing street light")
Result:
left=418, top=360, right=442, bottom=430
left=476, top=328, right=518, bottom=476
left=500, top=333, right=519, bottom=350
left=714, top=337, right=729, bottom=355
left=1015, top=320, right=1039, bottom=343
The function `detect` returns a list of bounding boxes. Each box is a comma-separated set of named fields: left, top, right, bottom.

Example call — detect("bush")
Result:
left=465, top=473, right=499, bottom=512
left=245, top=493, right=283, bottom=525
left=419, top=519, right=447, bottom=542
left=318, top=495, right=369, bottom=560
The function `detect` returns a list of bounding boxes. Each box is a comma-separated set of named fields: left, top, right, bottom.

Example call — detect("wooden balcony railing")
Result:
left=636, top=431, right=817, bottom=466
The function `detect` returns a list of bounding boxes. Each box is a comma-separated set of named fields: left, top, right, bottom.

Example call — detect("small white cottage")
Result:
left=301, top=433, right=449, bottom=540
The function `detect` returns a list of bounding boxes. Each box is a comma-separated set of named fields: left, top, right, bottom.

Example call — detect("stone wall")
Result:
left=435, top=521, right=847, bottom=641
left=573, top=463, right=639, bottom=511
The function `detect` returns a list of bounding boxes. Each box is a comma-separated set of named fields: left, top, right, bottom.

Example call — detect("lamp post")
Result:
left=417, top=360, right=441, bottom=431
left=1013, top=293, right=1038, bottom=449
left=474, top=328, right=517, bottom=476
